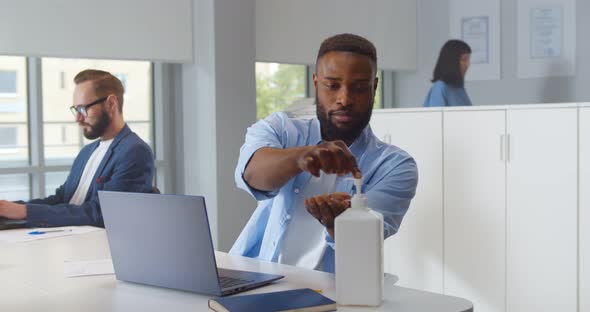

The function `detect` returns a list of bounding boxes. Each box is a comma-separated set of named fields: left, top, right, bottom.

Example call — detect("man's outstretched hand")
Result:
left=297, top=141, right=362, bottom=179
left=0, top=200, right=26, bottom=219
left=304, top=192, right=352, bottom=238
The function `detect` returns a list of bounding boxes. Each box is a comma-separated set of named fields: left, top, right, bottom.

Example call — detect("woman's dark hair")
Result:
left=431, top=39, right=471, bottom=87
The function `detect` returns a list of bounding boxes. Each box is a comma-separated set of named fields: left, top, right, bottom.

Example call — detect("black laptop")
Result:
left=0, top=217, right=27, bottom=230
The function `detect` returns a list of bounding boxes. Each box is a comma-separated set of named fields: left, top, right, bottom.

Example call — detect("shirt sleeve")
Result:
left=423, top=81, right=448, bottom=107
left=234, top=112, right=290, bottom=201
left=325, top=151, right=418, bottom=251
left=367, top=155, right=418, bottom=239
left=25, top=183, right=66, bottom=206
left=324, top=156, right=418, bottom=254
left=26, top=143, right=154, bottom=227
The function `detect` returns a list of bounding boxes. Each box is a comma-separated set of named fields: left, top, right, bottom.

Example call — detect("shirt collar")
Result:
left=93, top=123, right=131, bottom=151
left=310, top=117, right=323, bottom=145
left=349, top=125, right=371, bottom=157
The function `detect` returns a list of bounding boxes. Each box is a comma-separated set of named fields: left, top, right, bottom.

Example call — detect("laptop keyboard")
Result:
left=0, top=217, right=27, bottom=230
left=219, top=275, right=254, bottom=288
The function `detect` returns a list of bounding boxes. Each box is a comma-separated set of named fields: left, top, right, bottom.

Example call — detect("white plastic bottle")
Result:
left=335, top=178, right=384, bottom=306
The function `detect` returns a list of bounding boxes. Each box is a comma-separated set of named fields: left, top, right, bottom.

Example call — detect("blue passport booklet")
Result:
left=208, top=288, right=337, bottom=312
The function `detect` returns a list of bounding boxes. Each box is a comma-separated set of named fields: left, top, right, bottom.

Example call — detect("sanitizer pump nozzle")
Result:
left=350, top=178, right=367, bottom=210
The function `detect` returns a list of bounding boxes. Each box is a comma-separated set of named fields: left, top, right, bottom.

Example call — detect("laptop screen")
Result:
left=99, top=191, right=225, bottom=295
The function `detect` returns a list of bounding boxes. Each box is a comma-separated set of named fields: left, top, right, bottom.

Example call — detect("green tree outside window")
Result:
left=256, top=63, right=306, bottom=120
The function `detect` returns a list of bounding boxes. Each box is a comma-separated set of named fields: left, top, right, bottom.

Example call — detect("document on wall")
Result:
left=517, top=0, right=575, bottom=78
left=0, top=226, right=102, bottom=243
left=461, top=16, right=489, bottom=64
left=450, top=0, right=500, bottom=80
left=530, top=6, right=562, bottom=58
left=64, top=259, right=114, bottom=278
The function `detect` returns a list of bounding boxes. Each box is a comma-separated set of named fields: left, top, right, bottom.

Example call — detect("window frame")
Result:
left=0, top=69, right=18, bottom=97
left=0, top=126, right=18, bottom=147
left=0, top=56, right=169, bottom=200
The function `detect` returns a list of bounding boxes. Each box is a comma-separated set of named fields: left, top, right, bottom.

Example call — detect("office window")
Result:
left=374, top=70, right=383, bottom=109
left=256, top=62, right=306, bottom=120
left=0, top=127, right=17, bottom=147
left=255, top=64, right=383, bottom=120
left=0, top=174, right=29, bottom=201
left=45, top=171, right=69, bottom=197
left=59, top=71, right=66, bottom=89
left=0, top=57, right=166, bottom=201
left=0, top=70, right=17, bottom=94
left=114, top=73, right=128, bottom=93
left=0, top=56, right=28, bottom=167
left=41, top=58, right=152, bottom=165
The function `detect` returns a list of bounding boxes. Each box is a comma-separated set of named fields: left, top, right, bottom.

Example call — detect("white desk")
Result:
left=0, top=229, right=473, bottom=311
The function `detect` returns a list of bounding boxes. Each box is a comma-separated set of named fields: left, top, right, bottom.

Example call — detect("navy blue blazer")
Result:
left=24, top=124, right=154, bottom=227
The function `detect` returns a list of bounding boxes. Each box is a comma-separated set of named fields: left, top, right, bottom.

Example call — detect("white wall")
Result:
left=256, top=0, right=416, bottom=70
left=392, top=0, right=590, bottom=107
left=180, top=0, right=257, bottom=251
left=0, top=0, right=193, bottom=62
left=580, top=106, right=590, bottom=312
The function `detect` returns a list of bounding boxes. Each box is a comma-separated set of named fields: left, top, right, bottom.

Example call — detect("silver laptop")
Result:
left=98, top=191, right=284, bottom=296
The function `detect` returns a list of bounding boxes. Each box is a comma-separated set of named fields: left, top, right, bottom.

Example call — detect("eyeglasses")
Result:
left=69, top=96, right=108, bottom=117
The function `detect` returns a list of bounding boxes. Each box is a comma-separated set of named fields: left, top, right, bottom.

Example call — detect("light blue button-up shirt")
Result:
left=229, top=112, right=418, bottom=272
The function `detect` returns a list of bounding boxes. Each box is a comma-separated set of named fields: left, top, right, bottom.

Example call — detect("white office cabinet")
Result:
left=506, top=108, right=577, bottom=312
left=443, top=110, right=506, bottom=312
left=581, top=107, right=590, bottom=312
left=371, top=110, right=444, bottom=293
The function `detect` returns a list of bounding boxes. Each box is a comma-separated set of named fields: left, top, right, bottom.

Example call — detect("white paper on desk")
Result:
left=64, top=259, right=114, bottom=277
left=0, top=226, right=102, bottom=243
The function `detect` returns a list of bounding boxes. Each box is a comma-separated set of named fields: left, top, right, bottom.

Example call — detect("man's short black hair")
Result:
left=316, top=33, right=377, bottom=68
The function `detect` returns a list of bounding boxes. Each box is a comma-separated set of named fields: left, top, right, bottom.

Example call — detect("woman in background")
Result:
left=423, top=39, right=472, bottom=107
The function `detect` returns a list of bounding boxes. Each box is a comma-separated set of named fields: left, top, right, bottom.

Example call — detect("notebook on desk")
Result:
left=208, top=288, right=337, bottom=312
left=98, top=191, right=284, bottom=296
left=0, top=217, right=27, bottom=230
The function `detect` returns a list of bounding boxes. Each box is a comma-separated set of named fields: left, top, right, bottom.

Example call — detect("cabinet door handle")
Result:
left=500, top=134, right=505, bottom=161
left=505, top=134, right=510, bottom=162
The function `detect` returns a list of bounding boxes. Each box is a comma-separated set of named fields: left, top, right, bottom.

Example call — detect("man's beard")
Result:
left=316, top=93, right=372, bottom=144
left=82, top=109, right=111, bottom=140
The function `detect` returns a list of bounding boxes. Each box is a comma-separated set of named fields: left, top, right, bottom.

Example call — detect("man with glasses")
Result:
left=0, top=69, right=154, bottom=227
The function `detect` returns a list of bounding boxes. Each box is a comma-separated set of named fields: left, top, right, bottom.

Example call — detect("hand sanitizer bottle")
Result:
left=335, top=178, right=384, bottom=306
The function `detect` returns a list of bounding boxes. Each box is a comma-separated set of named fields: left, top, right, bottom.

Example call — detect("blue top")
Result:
left=229, top=112, right=418, bottom=273
left=423, top=80, right=472, bottom=107
left=24, top=124, right=154, bottom=228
